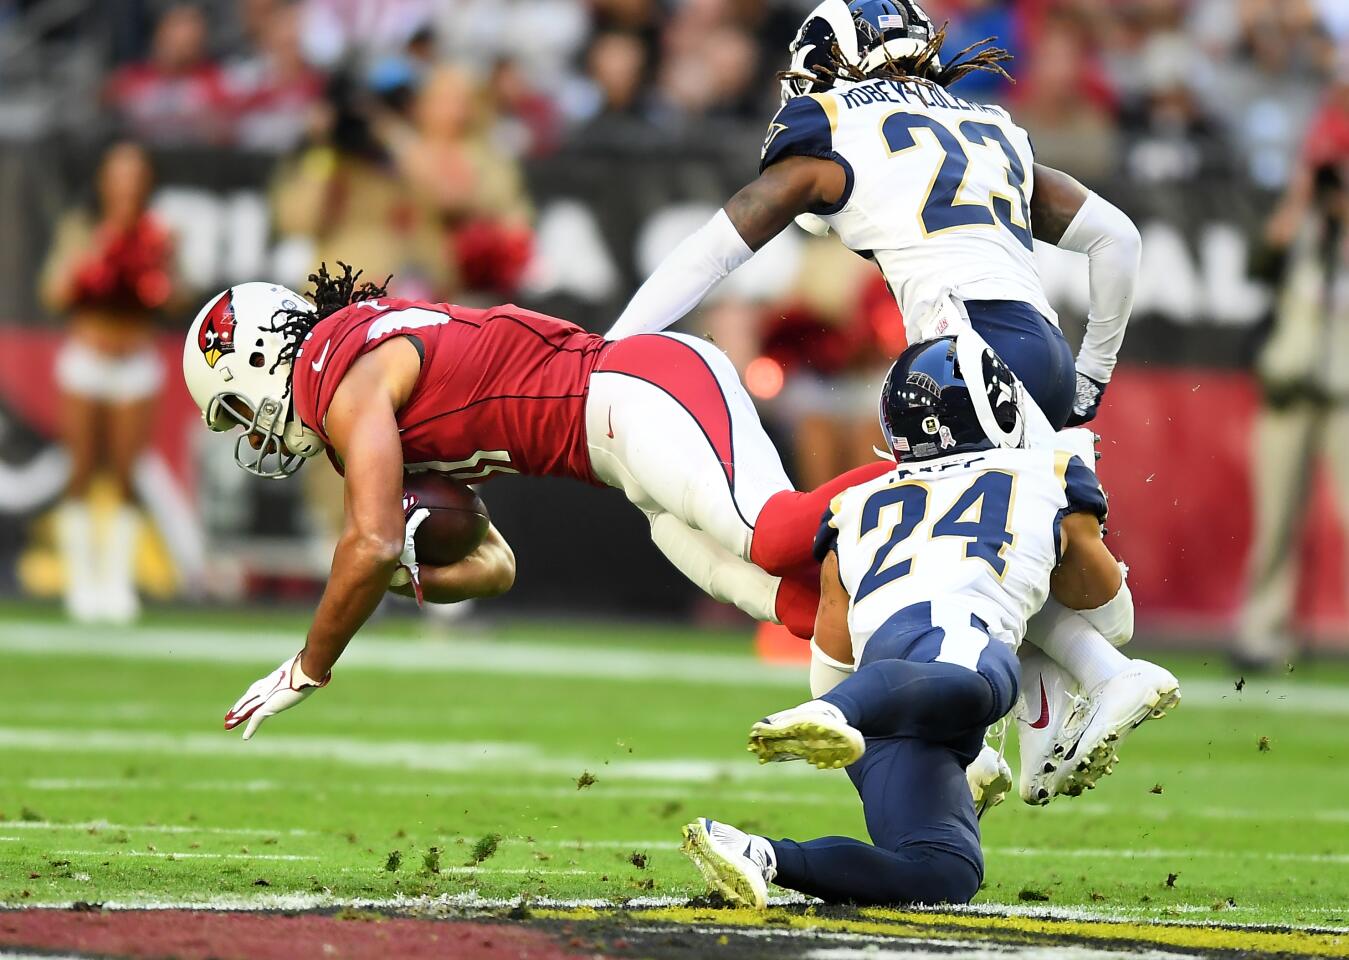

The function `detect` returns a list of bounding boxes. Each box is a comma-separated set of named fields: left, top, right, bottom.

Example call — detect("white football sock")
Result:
left=1027, top=596, right=1130, bottom=693
left=649, top=512, right=780, bottom=623
left=55, top=499, right=98, bottom=623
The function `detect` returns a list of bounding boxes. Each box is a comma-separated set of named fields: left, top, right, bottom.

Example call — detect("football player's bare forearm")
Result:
left=813, top=552, right=854, bottom=666
left=391, top=525, right=516, bottom=603
left=724, top=157, right=844, bottom=250
left=302, top=532, right=402, bottom=678
left=307, top=349, right=415, bottom=678
left=1050, top=513, right=1122, bottom=611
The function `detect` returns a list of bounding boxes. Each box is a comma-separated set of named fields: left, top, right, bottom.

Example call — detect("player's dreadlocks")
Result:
left=779, top=22, right=1013, bottom=93
left=268, top=261, right=391, bottom=379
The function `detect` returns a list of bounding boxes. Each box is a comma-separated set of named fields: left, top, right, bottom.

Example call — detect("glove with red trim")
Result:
left=224, top=653, right=329, bottom=740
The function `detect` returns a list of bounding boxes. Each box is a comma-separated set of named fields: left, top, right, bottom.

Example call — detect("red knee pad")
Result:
left=752, top=462, right=894, bottom=575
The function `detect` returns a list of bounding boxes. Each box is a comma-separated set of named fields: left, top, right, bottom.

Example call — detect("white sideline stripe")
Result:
left=0, top=726, right=814, bottom=784
left=51, top=849, right=319, bottom=862
left=5, top=622, right=1347, bottom=712
left=0, top=819, right=314, bottom=837
left=987, top=846, right=1349, bottom=864
left=0, top=891, right=1345, bottom=934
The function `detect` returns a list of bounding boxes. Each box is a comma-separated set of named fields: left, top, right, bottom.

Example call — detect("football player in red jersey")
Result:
left=184, top=265, right=852, bottom=738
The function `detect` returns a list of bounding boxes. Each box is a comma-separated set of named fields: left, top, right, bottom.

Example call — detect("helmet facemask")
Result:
left=206, top=389, right=318, bottom=479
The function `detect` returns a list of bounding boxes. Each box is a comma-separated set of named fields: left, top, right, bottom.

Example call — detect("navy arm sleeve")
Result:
left=760, top=96, right=854, bottom=214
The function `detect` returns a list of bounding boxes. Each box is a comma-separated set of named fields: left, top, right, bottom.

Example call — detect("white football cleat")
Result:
left=1020, top=658, right=1181, bottom=804
left=1016, top=650, right=1081, bottom=805
left=681, top=818, right=775, bottom=908
left=748, top=700, right=865, bottom=769
left=1050, top=659, right=1180, bottom=798
left=967, top=741, right=1013, bottom=818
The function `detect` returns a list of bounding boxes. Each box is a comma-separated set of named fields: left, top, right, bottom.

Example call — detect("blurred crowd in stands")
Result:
left=15, top=0, right=1332, bottom=180
left=4, top=0, right=1349, bottom=651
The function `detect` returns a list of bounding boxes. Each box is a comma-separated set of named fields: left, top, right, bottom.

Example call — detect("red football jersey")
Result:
left=290, top=300, right=610, bottom=483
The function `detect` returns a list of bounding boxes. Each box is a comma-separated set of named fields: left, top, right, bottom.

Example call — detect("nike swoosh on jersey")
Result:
left=310, top=340, right=331, bottom=372
left=1028, top=677, right=1051, bottom=730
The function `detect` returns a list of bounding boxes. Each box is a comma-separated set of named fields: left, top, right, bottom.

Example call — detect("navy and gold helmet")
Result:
left=783, top=0, right=939, bottom=101
left=879, top=334, right=1026, bottom=462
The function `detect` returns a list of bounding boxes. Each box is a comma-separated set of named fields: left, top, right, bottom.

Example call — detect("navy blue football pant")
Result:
left=768, top=604, right=1021, bottom=906
left=965, top=299, right=1076, bottom=431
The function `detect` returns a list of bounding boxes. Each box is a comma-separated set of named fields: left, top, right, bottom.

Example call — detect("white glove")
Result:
left=388, top=497, right=430, bottom=602
left=223, top=652, right=328, bottom=740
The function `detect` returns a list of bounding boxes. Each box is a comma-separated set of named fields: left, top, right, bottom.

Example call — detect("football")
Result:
left=403, top=471, right=490, bottom=565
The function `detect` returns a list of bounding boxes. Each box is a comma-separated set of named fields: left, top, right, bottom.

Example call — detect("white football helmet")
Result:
left=183, top=282, right=326, bottom=479
left=783, top=0, right=939, bottom=101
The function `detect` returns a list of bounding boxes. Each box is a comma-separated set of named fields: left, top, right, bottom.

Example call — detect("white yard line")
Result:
left=0, top=820, right=314, bottom=837
left=20, top=777, right=1349, bottom=822
left=6, top=825, right=681, bottom=851
left=9, top=776, right=853, bottom=806
left=0, top=622, right=802, bottom=688
left=0, top=726, right=819, bottom=784
left=436, top=867, right=591, bottom=875
left=10, top=824, right=1340, bottom=864
left=50, top=849, right=319, bottom=862
left=3, top=621, right=1345, bottom=713
left=986, top=846, right=1349, bottom=864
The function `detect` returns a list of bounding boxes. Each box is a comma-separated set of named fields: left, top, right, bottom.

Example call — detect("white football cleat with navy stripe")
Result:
left=680, top=818, right=776, bottom=909
left=1049, top=659, right=1180, bottom=799
left=748, top=700, right=866, bottom=769
left=1018, top=652, right=1180, bottom=804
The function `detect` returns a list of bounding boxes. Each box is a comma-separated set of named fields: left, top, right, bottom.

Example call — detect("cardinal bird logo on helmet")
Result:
left=198, top=290, right=237, bottom=368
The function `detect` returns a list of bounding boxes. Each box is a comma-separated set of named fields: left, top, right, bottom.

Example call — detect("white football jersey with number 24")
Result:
left=818, top=446, right=1106, bottom=663
left=762, top=76, right=1054, bottom=341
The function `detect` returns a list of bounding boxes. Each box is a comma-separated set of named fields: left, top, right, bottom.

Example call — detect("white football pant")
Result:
left=585, top=333, right=791, bottom=622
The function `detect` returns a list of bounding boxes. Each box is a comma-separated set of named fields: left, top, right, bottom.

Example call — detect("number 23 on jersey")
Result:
left=881, top=112, right=1034, bottom=250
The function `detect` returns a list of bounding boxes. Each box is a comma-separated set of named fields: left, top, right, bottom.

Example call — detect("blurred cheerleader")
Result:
left=39, top=142, right=179, bottom=623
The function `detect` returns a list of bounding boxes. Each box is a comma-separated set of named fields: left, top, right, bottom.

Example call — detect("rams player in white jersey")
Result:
left=607, top=0, right=1172, bottom=806
left=682, top=334, right=1171, bottom=907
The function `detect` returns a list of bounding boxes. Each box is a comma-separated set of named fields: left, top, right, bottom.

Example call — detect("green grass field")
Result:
left=1, top=602, right=1346, bottom=932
